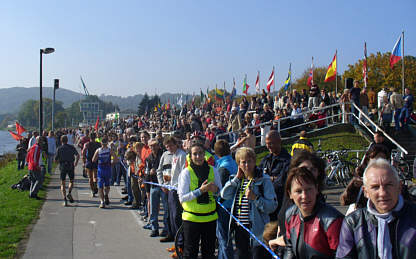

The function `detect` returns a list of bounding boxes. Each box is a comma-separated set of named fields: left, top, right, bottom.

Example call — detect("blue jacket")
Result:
left=217, top=155, right=238, bottom=208
left=220, top=168, right=277, bottom=246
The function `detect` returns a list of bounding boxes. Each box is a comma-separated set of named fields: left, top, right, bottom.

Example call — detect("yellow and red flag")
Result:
left=324, top=51, right=337, bottom=82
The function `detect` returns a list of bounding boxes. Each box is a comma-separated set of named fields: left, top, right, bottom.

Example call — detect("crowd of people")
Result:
left=16, top=84, right=416, bottom=259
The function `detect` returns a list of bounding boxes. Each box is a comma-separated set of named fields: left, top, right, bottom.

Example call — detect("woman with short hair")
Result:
left=221, top=147, right=277, bottom=259
left=283, top=167, right=343, bottom=259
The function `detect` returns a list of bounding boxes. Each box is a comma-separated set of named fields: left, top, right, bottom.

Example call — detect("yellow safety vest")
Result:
left=181, top=166, right=218, bottom=223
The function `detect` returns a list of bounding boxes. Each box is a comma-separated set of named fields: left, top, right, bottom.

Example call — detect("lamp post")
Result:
left=52, top=79, right=59, bottom=131
left=39, top=47, right=55, bottom=134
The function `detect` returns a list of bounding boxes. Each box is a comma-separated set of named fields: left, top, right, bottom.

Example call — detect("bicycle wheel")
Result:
left=175, top=223, right=184, bottom=259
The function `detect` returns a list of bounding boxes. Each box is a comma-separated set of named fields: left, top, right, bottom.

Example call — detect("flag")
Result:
left=215, top=86, right=224, bottom=101
left=255, top=71, right=260, bottom=93
left=283, top=63, right=291, bottom=91
left=15, top=122, right=26, bottom=135
left=9, top=130, right=23, bottom=141
left=390, top=34, right=402, bottom=69
left=94, top=116, right=99, bottom=131
left=266, top=67, right=275, bottom=93
left=242, top=74, right=250, bottom=95
left=324, top=51, right=337, bottom=82
left=167, top=99, right=170, bottom=110
left=363, top=42, right=368, bottom=87
left=177, top=94, right=183, bottom=107
left=200, top=89, right=205, bottom=102
left=307, top=57, right=314, bottom=87
left=231, top=77, right=237, bottom=99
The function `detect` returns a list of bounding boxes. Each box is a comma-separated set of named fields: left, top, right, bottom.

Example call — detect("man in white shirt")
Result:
left=160, top=136, right=186, bottom=248
left=377, top=88, right=388, bottom=119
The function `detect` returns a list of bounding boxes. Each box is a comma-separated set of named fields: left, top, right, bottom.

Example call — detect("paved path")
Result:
left=21, top=156, right=349, bottom=259
left=21, top=162, right=173, bottom=259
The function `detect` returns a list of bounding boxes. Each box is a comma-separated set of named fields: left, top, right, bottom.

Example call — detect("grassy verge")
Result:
left=0, top=158, right=51, bottom=258
left=256, top=130, right=369, bottom=164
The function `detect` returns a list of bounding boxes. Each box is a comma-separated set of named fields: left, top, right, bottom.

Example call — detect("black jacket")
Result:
left=336, top=200, right=416, bottom=259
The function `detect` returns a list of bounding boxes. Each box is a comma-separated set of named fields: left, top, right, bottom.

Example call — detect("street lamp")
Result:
left=39, top=47, right=55, bottom=134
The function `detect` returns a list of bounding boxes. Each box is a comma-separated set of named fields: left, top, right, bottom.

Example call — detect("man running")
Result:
left=92, top=137, right=117, bottom=208
left=55, top=135, right=80, bottom=206
left=82, top=132, right=101, bottom=197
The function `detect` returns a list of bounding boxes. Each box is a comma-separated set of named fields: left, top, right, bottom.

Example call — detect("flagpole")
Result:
left=335, top=50, right=338, bottom=96
left=402, top=30, right=405, bottom=95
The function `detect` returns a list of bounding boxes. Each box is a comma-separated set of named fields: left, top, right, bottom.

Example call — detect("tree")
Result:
left=137, top=93, right=150, bottom=115
left=343, top=52, right=416, bottom=93
left=291, top=66, right=343, bottom=94
left=17, top=98, right=64, bottom=129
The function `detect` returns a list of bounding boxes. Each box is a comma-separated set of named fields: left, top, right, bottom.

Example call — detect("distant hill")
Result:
left=0, top=87, right=191, bottom=115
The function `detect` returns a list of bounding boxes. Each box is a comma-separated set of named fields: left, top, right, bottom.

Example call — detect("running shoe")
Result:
left=143, top=223, right=152, bottom=230
left=67, top=193, right=74, bottom=203
left=104, top=195, right=110, bottom=205
left=99, top=202, right=105, bottom=209
left=63, top=199, right=68, bottom=207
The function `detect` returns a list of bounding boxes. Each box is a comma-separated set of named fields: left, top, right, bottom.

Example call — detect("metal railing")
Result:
left=216, top=102, right=345, bottom=146
left=350, top=102, right=408, bottom=157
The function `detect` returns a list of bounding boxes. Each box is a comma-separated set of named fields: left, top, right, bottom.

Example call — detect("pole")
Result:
left=335, top=50, right=338, bottom=96
left=39, top=49, right=43, bottom=134
left=401, top=31, right=405, bottom=95
left=52, top=86, right=56, bottom=131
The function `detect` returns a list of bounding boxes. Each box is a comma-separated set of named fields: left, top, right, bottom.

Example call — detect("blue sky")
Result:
left=1, top=0, right=415, bottom=97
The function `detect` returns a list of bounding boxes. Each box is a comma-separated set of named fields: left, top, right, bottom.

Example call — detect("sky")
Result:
left=1, top=0, right=415, bottom=97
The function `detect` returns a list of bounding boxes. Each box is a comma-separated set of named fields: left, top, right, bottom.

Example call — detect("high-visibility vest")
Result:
left=181, top=166, right=218, bottom=223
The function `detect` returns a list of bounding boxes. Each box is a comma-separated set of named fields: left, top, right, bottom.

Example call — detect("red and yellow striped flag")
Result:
left=324, top=52, right=337, bottom=82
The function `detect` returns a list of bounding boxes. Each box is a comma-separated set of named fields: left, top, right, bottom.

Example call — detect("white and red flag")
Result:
left=255, top=71, right=260, bottom=93
left=307, top=57, right=314, bottom=87
left=266, top=67, right=274, bottom=93
left=363, top=42, right=368, bottom=87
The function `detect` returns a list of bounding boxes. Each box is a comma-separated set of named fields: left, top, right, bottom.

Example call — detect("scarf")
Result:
left=366, top=195, right=404, bottom=259
left=190, top=160, right=210, bottom=204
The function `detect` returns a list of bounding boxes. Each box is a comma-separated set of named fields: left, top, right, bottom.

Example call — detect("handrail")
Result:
left=216, top=102, right=343, bottom=140
left=350, top=102, right=408, bottom=156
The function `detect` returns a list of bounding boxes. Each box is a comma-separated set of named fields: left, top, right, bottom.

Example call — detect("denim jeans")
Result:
left=111, top=162, right=120, bottom=185
left=217, top=205, right=234, bottom=259
left=394, top=108, right=401, bottom=131
left=17, top=159, right=25, bottom=170
left=150, top=186, right=169, bottom=232
left=400, top=107, right=411, bottom=128
left=47, top=153, right=54, bottom=174
left=126, top=173, right=133, bottom=203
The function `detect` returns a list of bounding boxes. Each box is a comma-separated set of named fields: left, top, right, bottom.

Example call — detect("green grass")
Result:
left=256, top=130, right=369, bottom=164
left=0, top=159, right=51, bottom=258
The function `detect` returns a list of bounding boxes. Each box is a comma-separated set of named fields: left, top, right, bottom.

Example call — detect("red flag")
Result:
left=15, top=122, right=26, bottom=135
left=266, top=67, right=275, bottom=93
left=94, top=116, right=99, bottom=131
left=9, top=130, right=23, bottom=141
left=167, top=100, right=170, bottom=110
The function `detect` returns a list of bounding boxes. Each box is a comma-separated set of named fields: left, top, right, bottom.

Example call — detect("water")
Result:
left=0, top=130, right=19, bottom=155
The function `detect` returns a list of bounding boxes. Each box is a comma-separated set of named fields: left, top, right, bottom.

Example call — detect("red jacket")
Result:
left=26, top=143, right=42, bottom=171
left=284, top=202, right=343, bottom=259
